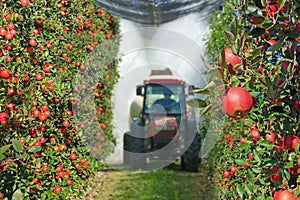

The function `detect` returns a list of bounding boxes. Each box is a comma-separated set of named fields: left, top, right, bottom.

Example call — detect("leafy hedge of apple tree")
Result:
left=0, top=0, right=120, bottom=199
left=202, top=0, right=300, bottom=199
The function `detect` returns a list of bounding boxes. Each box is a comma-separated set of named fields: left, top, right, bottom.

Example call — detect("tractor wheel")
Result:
left=131, top=137, right=146, bottom=170
left=123, top=132, right=132, bottom=166
left=182, top=134, right=200, bottom=172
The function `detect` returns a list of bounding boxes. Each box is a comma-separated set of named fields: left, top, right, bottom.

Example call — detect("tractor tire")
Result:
left=131, top=137, right=146, bottom=170
left=182, top=134, right=200, bottom=172
left=123, top=132, right=132, bottom=166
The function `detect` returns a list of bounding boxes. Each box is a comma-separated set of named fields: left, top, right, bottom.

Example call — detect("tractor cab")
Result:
left=123, top=68, right=200, bottom=172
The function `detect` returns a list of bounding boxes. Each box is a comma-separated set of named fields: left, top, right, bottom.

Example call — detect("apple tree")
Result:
left=0, top=0, right=120, bottom=199
left=202, top=0, right=300, bottom=199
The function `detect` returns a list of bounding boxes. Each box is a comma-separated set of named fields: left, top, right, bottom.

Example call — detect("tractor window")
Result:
left=144, top=84, right=184, bottom=114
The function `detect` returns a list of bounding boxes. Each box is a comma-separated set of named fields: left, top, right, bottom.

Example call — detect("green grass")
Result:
left=96, top=163, right=215, bottom=200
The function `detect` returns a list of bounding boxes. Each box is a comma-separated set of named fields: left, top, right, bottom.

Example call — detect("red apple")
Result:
left=41, top=105, right=48, bottom=112
left=273, top=189, right=297, bottom=200
left=0, top=69, right=11, bottom=79
left=100, top=123, right=106, bottom=130
left=67, top=179, right=72, bottom=185
left=56, top=166, right=63, bottom=173
left=222, top=170, right=230, bottom=178
left=6, top=103, right=15, bottom=110
left=20, top=0, right=30, bottom=7
left=266, top=130, right=276, bottom=143
left=29, top=39, right=37, bottom=46
left=249, top=128, right=260, bottom=140
left=62, top=120, right=71, bottom=127
left=230, top=166, right=237, bottom=174
left=7, top=88, right=15, bottom=96
left=248, top=153, right=254, bottom=160
left=53, top=186, right=62, bottom=194
left=293, top=98, right=300, bottom=111
left=270, top=166, right=282, bottom=182
left=222, top=87, right=253, bottom=119
left=283, top=135, right=300, bottom=150
left=69, top=153, right=76, bottom=160
left=291, top=136, right=300, bottom=150
left=219, top=47, right=242, bottom=74
left=39, top=113, right=47, bottom=121
left=36, top=73, right=43, bottom=81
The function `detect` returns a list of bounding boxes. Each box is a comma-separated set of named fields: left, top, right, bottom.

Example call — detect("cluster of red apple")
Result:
left=214, top=0, right=300, bottom=198
left=0, top=0, right=120, bottom=198
left=219, top=46, right=299, bottom=198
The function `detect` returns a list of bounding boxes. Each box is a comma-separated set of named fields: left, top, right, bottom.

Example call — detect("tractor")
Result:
left=123, top=68, right=201, bottom=172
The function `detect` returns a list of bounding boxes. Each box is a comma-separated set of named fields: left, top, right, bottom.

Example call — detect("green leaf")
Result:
left=250, top=92, right=262, bottom=98
left=12, top=139, right=22, bottom=153
left=239, top=143, right=250, bottom=150
left=0, top=154, right=5, bottom=161
left=277, top=0, right=286, bottom=9
left=262, top=159, right=275, bottom=167
left=243, top=183, right=253, bottom=196
left=252, top=167, right=261, bottom=173
left=192, top=88, right=210, bottom=95
left=186, top=99, right=207, bottom=108
left=246, top=174, right=255, bottom=185
left=274, top=75, right=280, bottom=88
left=267, top=40, right=283, bottom=52
left=207, top=68, right=224, bottom=79
left=230, top=17, right=238, bottom=37
left=259, top=76, right=268, bottom=87
left=285, top=161, right=293, bottom=169
left=285, top=31, right=300, bottom=38
left=0, top=144, right=11, bottom=155
left=266, top=86, right=275, bottom=99
left=236, top=184, right=244, bottom=199
left=17, top=153, right=27, bottom=159
left=200, top=54, right=214, bottom=69
left=28, top=146, right=41, bottom=153
left=253, top=150, right=261, bottom=163
left=193, top=81, right=219, bottom=94
left=12, top=189, right=23, bottom=200
left=260, top=140, right=275, bottom=149
left=224, top=30, right=235, bottom=43
left=284, top=169, right=291, bottom=180
left=295, top=142, right=299, bottom=155
left=250, top=27, right=265, bottom=38
left=235, top=159, right=247, bottom=165
left=193, top=81, right=220, bottom=94
left=219, top=48, right=226, bottom=69
left=41, top=193, right=47, bottom=200
left=232, top=42, right=238, bottom=55
left=231, top=75, right=241, bottom=86
left=200, top=104, right=212, bottom=116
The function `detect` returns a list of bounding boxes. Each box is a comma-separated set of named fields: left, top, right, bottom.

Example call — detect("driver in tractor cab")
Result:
left=153, top=88, right=177, bottom=111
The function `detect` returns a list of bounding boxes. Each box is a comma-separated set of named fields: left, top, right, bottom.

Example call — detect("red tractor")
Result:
left=123, top=68, right=200, bottom=172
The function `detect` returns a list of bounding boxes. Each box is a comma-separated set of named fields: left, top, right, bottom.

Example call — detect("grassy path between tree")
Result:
left=82, top=162, right=216, bottom=200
